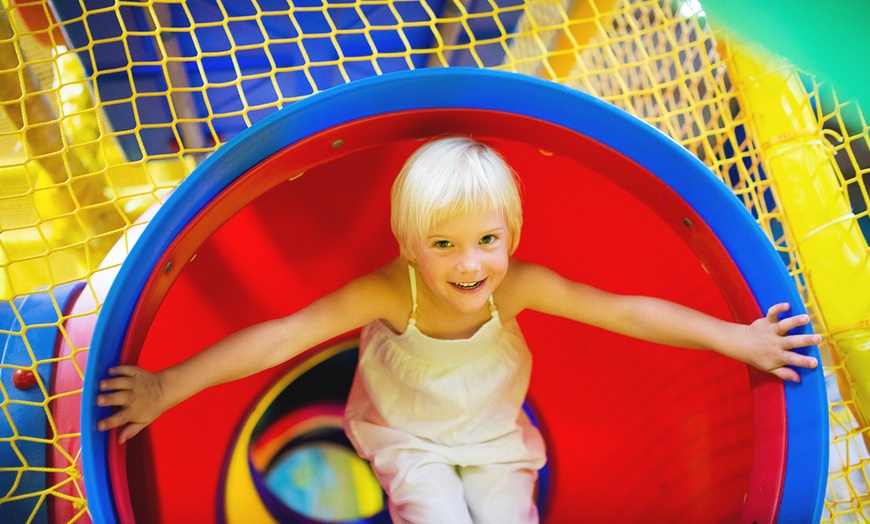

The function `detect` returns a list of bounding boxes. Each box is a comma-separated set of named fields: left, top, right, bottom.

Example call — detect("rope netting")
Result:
left=0, top=0, right=867, bottom=522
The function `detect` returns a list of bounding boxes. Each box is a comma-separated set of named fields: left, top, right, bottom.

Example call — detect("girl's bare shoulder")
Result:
left=364, top=257, right=410, bottom=288
left=350, top=257, right=414, bottom=330
left=502, top=258, right=551, bottom=290
left=494, top=258, right=552, bottom=319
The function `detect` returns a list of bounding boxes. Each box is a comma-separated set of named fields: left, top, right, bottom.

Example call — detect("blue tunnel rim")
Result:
left=82, top=68, right=827, bottom=522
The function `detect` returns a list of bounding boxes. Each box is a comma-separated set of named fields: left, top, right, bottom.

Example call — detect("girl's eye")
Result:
left=432, top=240, right=453, bottom=248
left=480, top=234, right=497, bottom=245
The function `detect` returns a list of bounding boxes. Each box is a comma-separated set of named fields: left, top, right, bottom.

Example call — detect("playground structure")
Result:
left=0, top=0, right=867, bottom=522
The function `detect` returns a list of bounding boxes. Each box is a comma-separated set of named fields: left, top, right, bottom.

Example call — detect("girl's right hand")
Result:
left=96, top=365, right=166, bottom=444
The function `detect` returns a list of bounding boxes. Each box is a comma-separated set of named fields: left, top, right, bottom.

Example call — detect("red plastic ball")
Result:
left=12, top=368, right=37, bottom=390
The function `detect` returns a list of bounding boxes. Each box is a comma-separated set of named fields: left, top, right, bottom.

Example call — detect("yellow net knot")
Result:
left=65, top=465, right=82, bottom=480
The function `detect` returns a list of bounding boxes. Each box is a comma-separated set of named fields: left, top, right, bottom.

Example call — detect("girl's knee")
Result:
left=383, top=461, right=473, bottom=524
left=460, top=464, right=539, bottom=524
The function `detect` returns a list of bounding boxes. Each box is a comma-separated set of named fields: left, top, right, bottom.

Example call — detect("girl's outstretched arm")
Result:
left=96, top=270, right=394, bottom=444
left=510, top=261, right=820, bottom=382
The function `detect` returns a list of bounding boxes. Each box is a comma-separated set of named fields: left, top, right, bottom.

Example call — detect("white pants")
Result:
left=372, top=448, right=540, bottom=524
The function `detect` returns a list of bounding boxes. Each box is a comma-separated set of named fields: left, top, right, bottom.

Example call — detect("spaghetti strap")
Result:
left=488, top=294, right=498, bottom=316
left=408, top=265, right=418, bottom=325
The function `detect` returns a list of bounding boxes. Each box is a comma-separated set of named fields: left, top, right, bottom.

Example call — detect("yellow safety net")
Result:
left=0, top=0, right=867, bottom=522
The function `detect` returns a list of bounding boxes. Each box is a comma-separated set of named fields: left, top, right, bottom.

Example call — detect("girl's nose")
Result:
left=456, top=249, right=482, bottom=273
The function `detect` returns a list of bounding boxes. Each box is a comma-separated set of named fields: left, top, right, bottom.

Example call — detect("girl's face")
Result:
left=411, top=209, right=510, bottom=315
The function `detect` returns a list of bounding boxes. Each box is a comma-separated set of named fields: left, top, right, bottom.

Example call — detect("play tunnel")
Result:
left=81, top=68, right=827, bottom=522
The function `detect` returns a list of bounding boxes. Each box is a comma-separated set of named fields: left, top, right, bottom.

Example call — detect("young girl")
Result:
left=97, top=136, right=820, bottom=523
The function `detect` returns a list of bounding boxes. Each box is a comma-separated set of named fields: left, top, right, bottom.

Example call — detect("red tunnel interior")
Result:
left=121, top=112, right=767, bottom=522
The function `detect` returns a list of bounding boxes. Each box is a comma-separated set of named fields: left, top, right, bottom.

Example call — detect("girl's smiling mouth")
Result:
left=451, top=279, right=486, bottom=290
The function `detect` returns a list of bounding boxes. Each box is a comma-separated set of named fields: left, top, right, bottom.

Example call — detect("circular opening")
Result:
left=228, top=344, right=388, bottom=523
left=263, top=441, right=382, bottom=521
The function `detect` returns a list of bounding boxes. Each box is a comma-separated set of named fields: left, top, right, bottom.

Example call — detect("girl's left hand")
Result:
left=742, top=303, right=821, bottom=382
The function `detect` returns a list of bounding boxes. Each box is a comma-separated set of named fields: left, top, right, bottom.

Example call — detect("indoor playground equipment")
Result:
left=1, top=1, right=868, bottom=523
left=80, top=68, right=828, bottom=522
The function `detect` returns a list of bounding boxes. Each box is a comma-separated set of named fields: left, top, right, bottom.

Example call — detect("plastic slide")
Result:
left=80, top=68, right=827, bottom=523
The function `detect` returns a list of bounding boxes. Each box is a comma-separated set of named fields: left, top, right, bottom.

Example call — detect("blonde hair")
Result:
left=391, top=136, right=523, bottom=259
